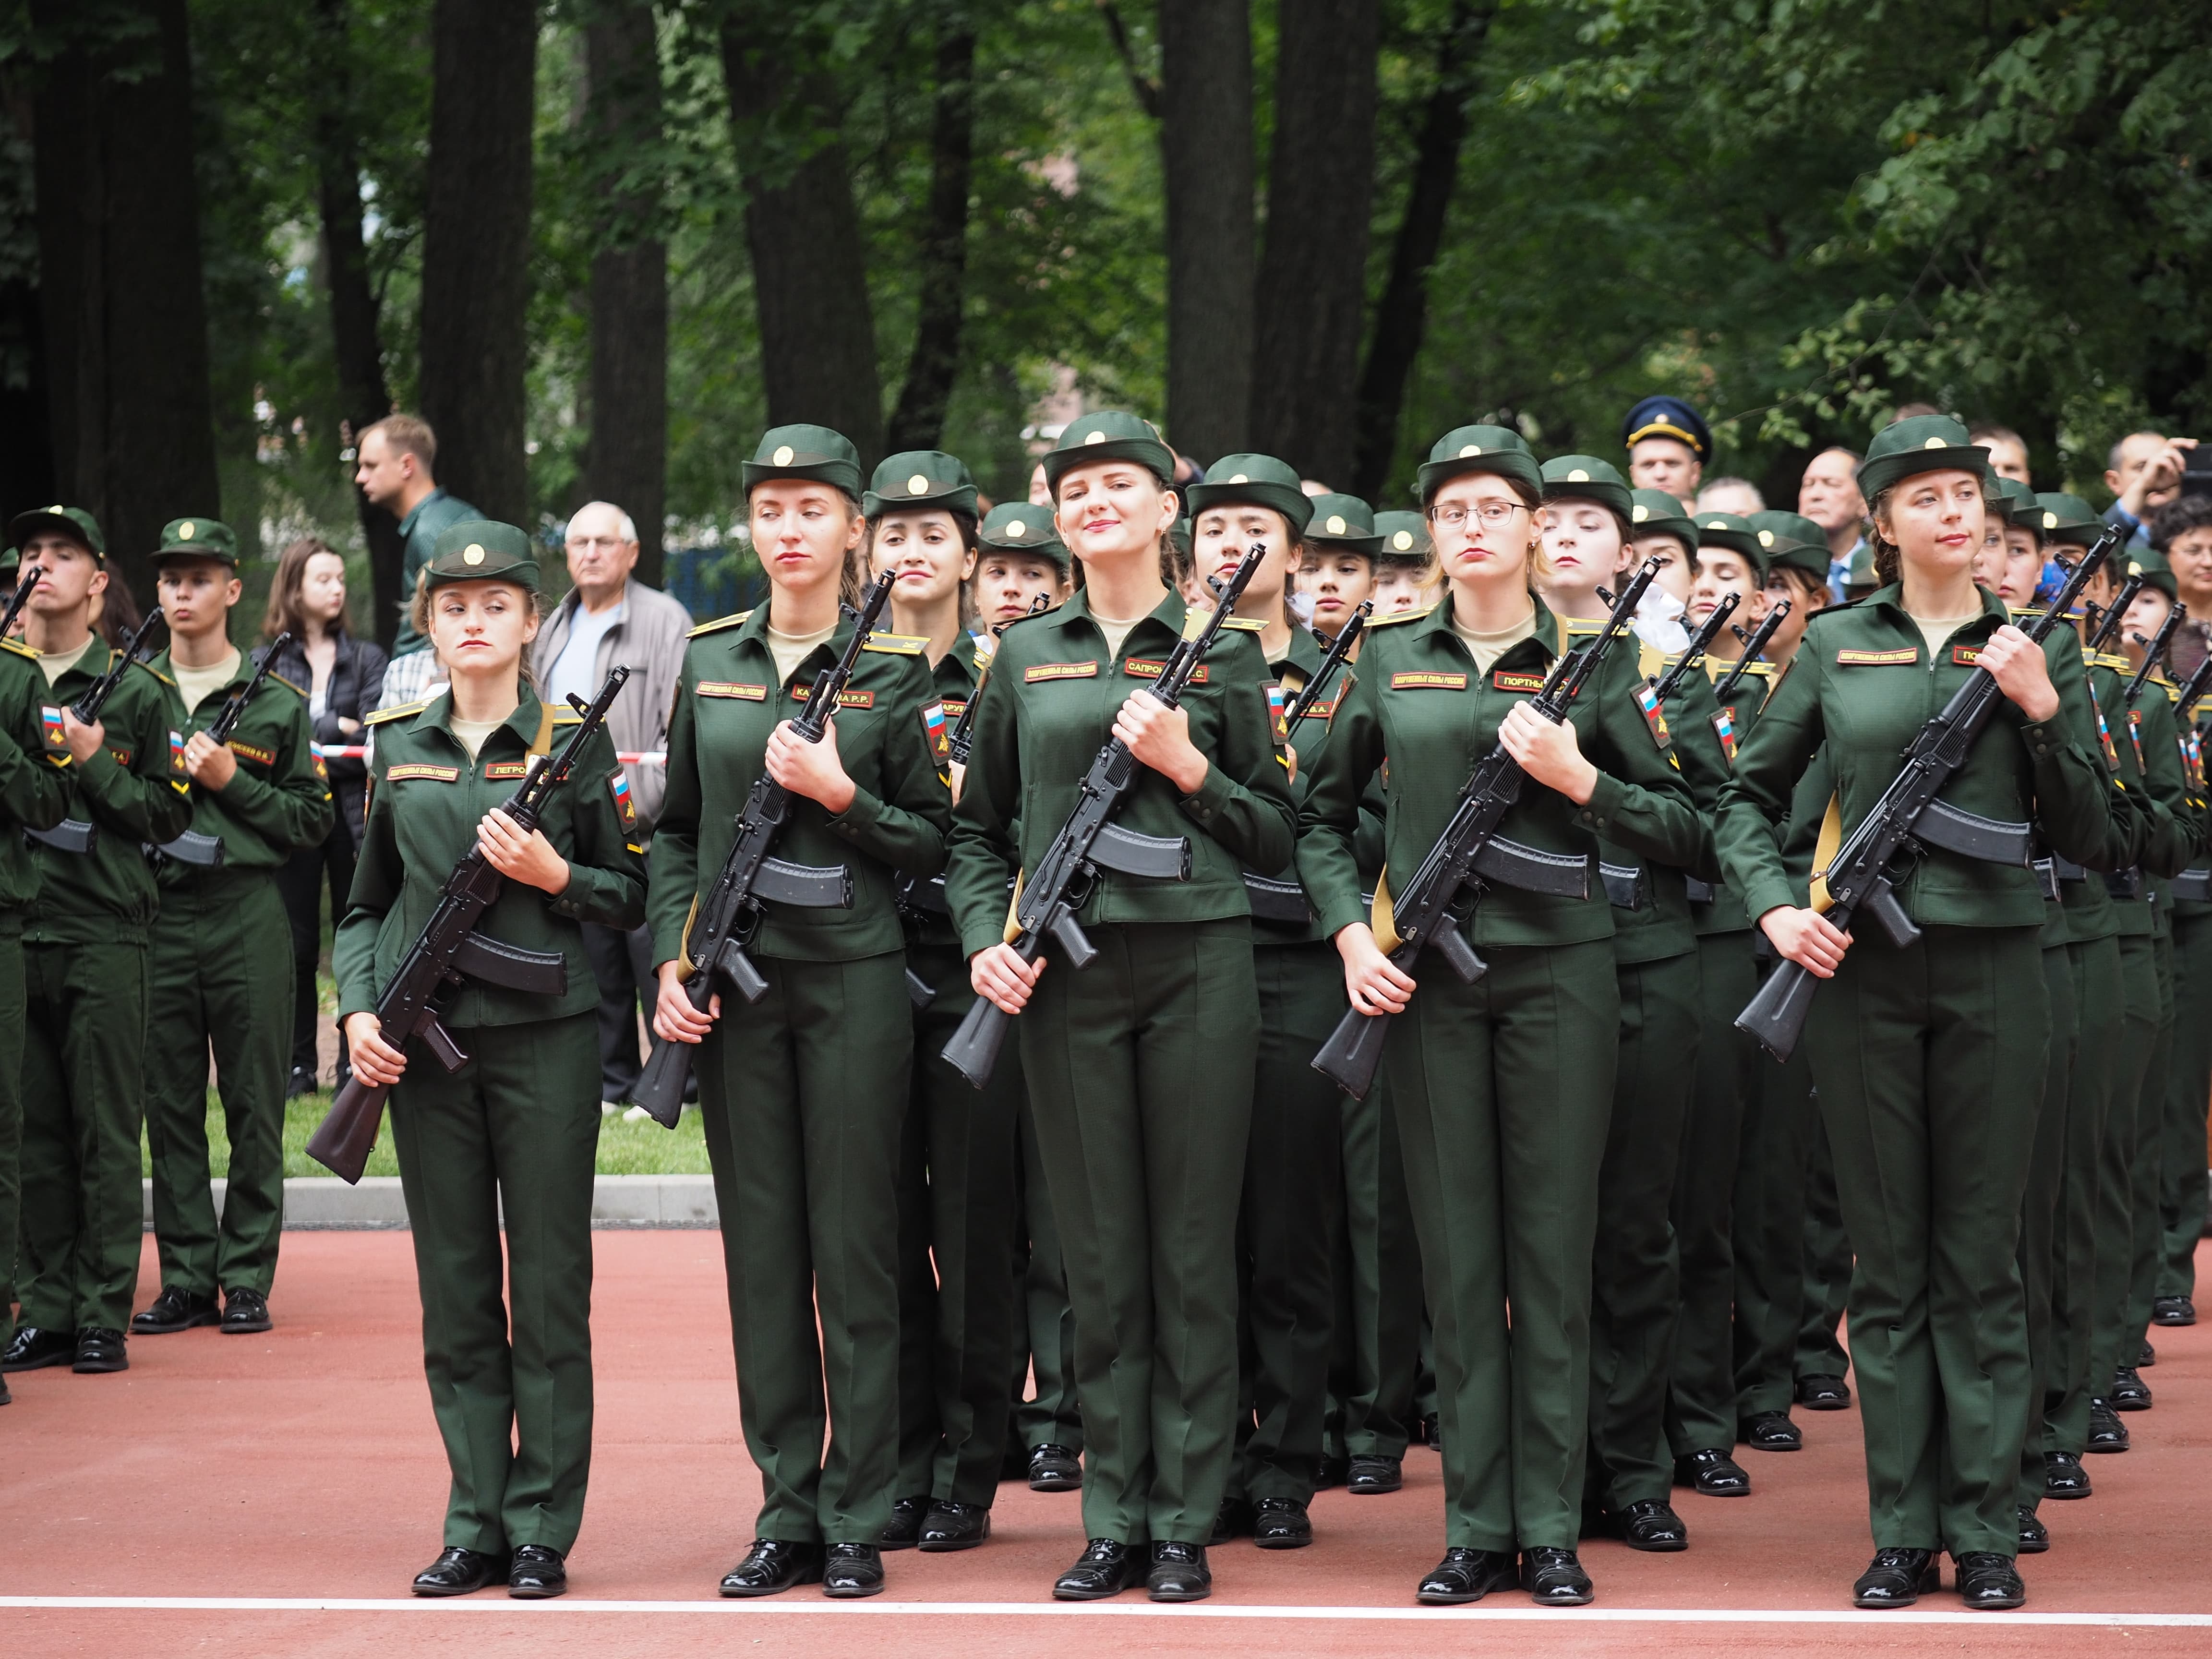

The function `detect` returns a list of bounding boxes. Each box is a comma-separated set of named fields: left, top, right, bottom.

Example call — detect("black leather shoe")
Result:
left=2152, top=1295, right=2196, bottom=1327
left=1, top=1326, right=76, bottom=1372
left=1419, top=1411, right=1440, bottom=1448
left=2138, top=1337, right=2157, bottom=1366
left=1028, top=1443, right=1082, bottom=1492
left=1251, top=1498, right=1311, bottom=1550
left=720, top=1539, right=824, bottom=1597
left=822, top=1542, right=884, bottom=1598
left=1415, top=1547, right=1517, bottom=1604
left=1347, top=1455, right=1403, bottom=1494
left=2043, top=1450, right=2092, bottom=1499
left=1521, top=1546, right=1594, bottom=1605
left=508, top=1544, right=565, bottom=1599
left=1740, top=1410, right=1802, bottom=1451
left=1147, top=1540, right=1211, bottom=1602
left=413, top=1546, right=504, bottom=1597
left=1795, top=1373, right=1851, bottom=1410
left=2111, top=1367, right=2152, bottom=1411
left=1209, top=1496, right=1252, bottom=1544
left=918, top=1500, right=990, bottom=1552
left=132, top=1286, right=218, bottom=1335
left=2086, top=1399, right=2130, bottom=1452
left=1609, top=1499, right=1687, bottom=1552
left=1674, top=1447, right=1750, bottom=1496
left=2017, top=1507, right=2048, bottom=1554
left=878, top=1494, right=928, bottom=1550
left=72, top=1327, right=127, bottom=1373
left=1053, top=1538, right=1137, bottom=1600
left=1954, top=1551, right=2025, bottom=1610
left=286, top=1065, right=318, bottom=1100
left=1314, top=1455, right=1349, bottom=1490
left=220, top=1287, right=271, bottom=1334
left=1851, top=1547, right=1938, bottom=1609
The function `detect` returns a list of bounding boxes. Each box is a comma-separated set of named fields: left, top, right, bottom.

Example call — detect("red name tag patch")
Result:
left=1125, top=659, right=1207, bottom=684
left=1953, top=646, right=1982, bottom=666
left=789, top=686, right=875, bottom=709
left=1491, top=671, right=1547, bottom=693
left=483, top=761, right=530, bottom=780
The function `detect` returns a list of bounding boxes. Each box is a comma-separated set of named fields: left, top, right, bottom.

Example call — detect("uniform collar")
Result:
left=149, top=645, right=249, bottom=691
left=1862, top=581, right=2009, bottom=634
left=1404, top=592, right=1566, bottom=663
left=1272, top=624, right=1325, bottom=680
left=414, top=688, right=555, bottom=757
left=1053, top=585, right=1188, bottom=654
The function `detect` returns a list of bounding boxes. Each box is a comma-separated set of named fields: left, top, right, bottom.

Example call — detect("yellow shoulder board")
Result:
left=266, top=670, right=309, bottom=697
left=2013, top=608, right=2045, bottom=624
left=1562, top=617, right=1603, bottom=637
left=687, top=610, right=752, bottom=638
left=1638, top=642, right=1668, bottom=680
left=1743, top=660, right=1775, bottom=677
left=1219, top=615, right=1267, bottom=633
left=365, top=700, right=428, bottom=726
left=552, top=709, right=584, bottom=724
left=131, top=657, right=175, bottom=687
left=1365, top=604, right=1436, bottom=627
left=2098, top=652, right=2134, bottom=673
left=863, top=631, right=929, bottom=655
left=0, top=637, right=35, bottom=659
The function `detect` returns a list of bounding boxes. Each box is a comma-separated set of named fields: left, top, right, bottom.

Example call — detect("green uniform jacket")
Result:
left=649, top=607, right=951, bottom=967
left=0, top=642, right=72, bottom=910
left=1716, top=586, right=2113, bottom=930
left=946, top=591, right=1297, bottom=961
left=336, top=692, right=648, bottom=1026
left=24, top=646, right=193, bottom=943
left=148, top=647, right=335, bottom=881
left=903, top=633, right=987, bottom=952
left=2104, top=663, right=2200, bottom=879
left=1297, top=599, right=1704, bottom=950
left=1684, top=654, right=1777, bottom=937
left=1259, top=625, right=1353, bottom=948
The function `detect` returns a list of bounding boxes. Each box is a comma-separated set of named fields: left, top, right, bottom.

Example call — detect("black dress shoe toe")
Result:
left=1675, top=1447, right=1750, bottom=1496
left=2085, top=1399, right=2130, bottom=1452
left=918, top=1499, right=990, bottom=1552
left=1852, top=1547, right=1937, bottom=1608
left=1251, top=1498, right=1311, bottom=1550
left=286, top=1065, right=318, bottom=1100
left=1314, top=1455, right=1349, bottom=1490
left=1612, top=1499, right=1687, bottom=1552
left=879, top=1494, right=928, bottom=1550
left=1147, top=1540, right=1211, bottom=1602
left=72, top=1327, right=127, bottom=1373
left=823, top=1542, right=884, bottom=1598
left=2138, top=1337, right=2157, bottom=1367
left=1740, top=1410, right=1803, bottom=1451
left=131, top=1286, right=218, bottom=1335
left=1347, top=1454, right=1403, bottom=1494
left=1027, top=1443, right=1082, bottom=1492
left=1521, top=1546, right=1594, bottom=1605
left=220, top=1287, right=271, bottom=1334
left=1419, top=1411, right=1440, bottom=1448
left=1209, top=1496, right=1252, bottom=1545
left=413, top=1546, right=505, bottom=1597
left=2042, top=1450, right=2092, bottom=1499
left=720, top=1539, right=824, bottom=1597
left=2152, top=1295, right=2196, bottom=1327
left=2017, top=1507, right=2048, bottom=1554
left=1415, top=1547, right=1517, bottom=1604
left=1053, top=1538, right=1137, bottom=1600
left=2111, top=1367, right=2152, bottom=1411
left=1795, top=1373, right=1851, bottom=1410
left=1955, top=1551, right=2025, bottom=1610
left=1, top=1326, right=77, bottom=1372
left=508, top=1544, right=566, bottom=1599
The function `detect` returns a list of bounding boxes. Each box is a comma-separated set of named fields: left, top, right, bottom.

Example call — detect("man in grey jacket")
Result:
left=535, top=500, right=693, bottom=1106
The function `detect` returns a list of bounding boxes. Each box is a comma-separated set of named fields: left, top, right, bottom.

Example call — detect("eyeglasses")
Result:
left=1428, top=502, right=1528, bottom=530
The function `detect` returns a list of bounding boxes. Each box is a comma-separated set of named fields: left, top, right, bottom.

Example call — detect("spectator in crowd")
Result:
left=1796, top=445, right=1867, bottom=602
left=2105, top=430, right=2200, bottom=547
left=1695, top=477, right=1765, bottom=516
left=353, top=413, right=479, bottom=706
left=2151, top=494, right=2212, bottom=683
left=532, top=500, right=693, bottom=1110
left=262, top=538, right=388, bottom=1096
left=1969, top=423, right=2032, bottom=485
left=1621, top=395, right=1709, bottom=505
left=1887, top=401, right=1943, bottom=422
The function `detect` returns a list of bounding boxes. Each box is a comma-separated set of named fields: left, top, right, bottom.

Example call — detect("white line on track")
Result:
left=5, top=1597, right=2212, bottom=1626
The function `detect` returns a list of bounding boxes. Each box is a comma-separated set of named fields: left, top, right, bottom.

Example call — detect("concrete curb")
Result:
left=143, top=1175, right=720, bottom=1231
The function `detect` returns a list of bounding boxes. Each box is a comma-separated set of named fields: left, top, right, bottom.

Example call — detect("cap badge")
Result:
left=1392, top=531, right=1415, bottom=552
left=1084, top=430, right=1107, bottom=445
left=907, top=474, right=930, bottom=495
left=463, top=543, right=486, bottom=566
left=772, top=445, right=795, bottom=465
left=1326, top=515, right=1346, bottom=535
left=1759, top=530, right=1775, bottom=547
left=1567, top=468, right=1589, bottom=482
left=1923, top=437, right=1947, bottom=449
left=178, top=522, right=194, bottom=540
left=1632, top=504, right=1649, bottom=522
left=1229, top=473, right=1248, bottom=484
left=1458, top=444, right=1482, bottom=458
left=2044, top=511, right=2058, bottom=529
left=1006, top=517, right=1027, bottom=538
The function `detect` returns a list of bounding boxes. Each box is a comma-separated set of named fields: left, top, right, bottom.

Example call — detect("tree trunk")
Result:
left=584, top=0, right=668, bottom=585
left=720, top=9, right=884, bottom=465
left=1351, top=0, right=1494, bottom=501
left=418, top=0, right=538, bottom=525
left=1250, top=0, right=1381, bottom=485
left=1158, top=0, right=1253, bottom=465
left=885, top=14, right=977, bottom=456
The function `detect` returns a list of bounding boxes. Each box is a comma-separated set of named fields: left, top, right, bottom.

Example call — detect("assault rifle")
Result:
left=2083, top=572, right=2142, bottom=658
left=2125, top=602, right=2187, bottom=705
left=25, top=605, right=169, bottom=857
left=631, top=574, right=897, bottom=1127
left=149, top=631, right=295, bottom=867
left=1310, top=559, right=1661, bottom=1100
left=1242, top=601, right=1376, bottom=926
left=1285, top=601, right=1371, bottom=726
left=305, top=667, right=631, bottom=1181
left=0, top=563, right=46, bottom=642
left=1735, top=525, right=2121, bottom=1062
left=1710, top=601, right=1791, bottom=707
left=939, top=544, right=1268, bottom=1088
left=1651, top=592, right=1738, bottom=703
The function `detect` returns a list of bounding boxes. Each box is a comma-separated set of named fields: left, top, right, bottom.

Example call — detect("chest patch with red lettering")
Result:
left=1026, top=661, right=1097, bottom=683
left=697, top=681, right=768, bottom=701
left=1953, top=645, right=1982, bottom=666
left=789, top=685, right=874, bottom=709
left=387, top=763, right=460, bottom=783
left=1391, top=671, right=1467, bottom=691
left=1836, top=648, right=1919, bottom=666
left=1125, top=658, right=1207, bottom=684
left=1491, top=671, right=1547, bottom=693
left=226, top=740, right=275, bottom=767
left=484, top=760, right=531, bottom=780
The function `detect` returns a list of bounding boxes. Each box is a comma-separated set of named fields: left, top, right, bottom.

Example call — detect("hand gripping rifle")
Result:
left=1310, top=559, right=1660, bottom=1100
left=939, top=544, right=1268, bottom=1089
left=25, top=605, right=169, bottom=857
left=1735, top=525, right=2121, bottom=1063
left=2125, top=602, right=2187, bottom=705
left=149, top=631, right=294, bottom=868
left=1650, top=593, right=1738, bottom=704
left=1710, top=602, right=1791, bottom=707
left=305, top=667, right=631, bottom=1181
left=631, top=574, right=896, bottom=1128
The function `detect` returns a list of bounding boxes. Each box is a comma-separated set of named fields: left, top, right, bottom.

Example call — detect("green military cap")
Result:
left=152, top=516, right=240, bottom=566
left=1041, top=410, right=1175, bottom=493
left=1856, top=413, right=1989, bottom=501
left=1749, top=509, right=1832, bottom=581
left=1847, top=541, right=1879, bottom=592
left=2128, top=547, right=2178, bottom=601
left=1304, top=493, right=1382, bottom=554
left=1693, top=510, right=1767, bottom=574
left=1372, top=510, right=1434, bottom=564
left=9, top=503, right=105, bottom=559
left=1539, top=455, right=1633, bottom=523
left=422, top=518, right=540, bottom=591
left=743, top=424, right=863, bottom=500
left=862, top=450, right=977, bottom=519
left=1168, top=515, right=1192, bottom=557
left=1184, top=452, right=1315, bottom=536
left=2032, top=492, right=2104, bottom=548
left=0, top=546, right=14, bottom=578
left=1993, top=476, right=2043, bottom=537
left=1627, top=488, right=1699, bottom=549
left=1416, top=424, right=1543, bottom=506
left=977, top=502, right=1070, bottom=571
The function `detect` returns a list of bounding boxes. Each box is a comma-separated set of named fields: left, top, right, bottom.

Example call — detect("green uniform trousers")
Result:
left=388, top=1014, right=599, bottom=1554
left=16, top=939, right=150, bottom=1333
left=1667, top=936, right=1753, bottom=1459
left=1794, top=1122, right=1853, bottom=1384
left=1019, top=918, right=1256, bottom=1547
left=2017, top=940, right=2076, bottom=1515
left=1388, top=937, right=1618, bottom=1552
left=1011, top=1093, right=1083, bottom=1455
left=1231, top=941, right=1346, bottom=1504
left=2046, top=934, right=2121, bottom=1456
left=894, top=939, right=1022, bottom=1506
left=1731, top=1038, right=1818, bottom=1418
left=143, top=873, right=294, bottom=1298
left=0, top=921, right=22, bottom=1334
left=2157, top=909, right=2212, bottom=1301
left=1322, top=1072, right=1421, bottom=1463
left=2124, top=931, right=2176, bottom=1352
left=2089, top=933, right=2162, bottom=1399
left=1803, top=924, right=2044, bottom=1557
left=697, top=950, right=909, bottom=1545
left=1586, top=947, right=1700, bottom=1510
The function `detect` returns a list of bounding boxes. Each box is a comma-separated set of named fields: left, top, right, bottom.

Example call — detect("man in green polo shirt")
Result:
left=355, top=413, right=481, bottom=678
